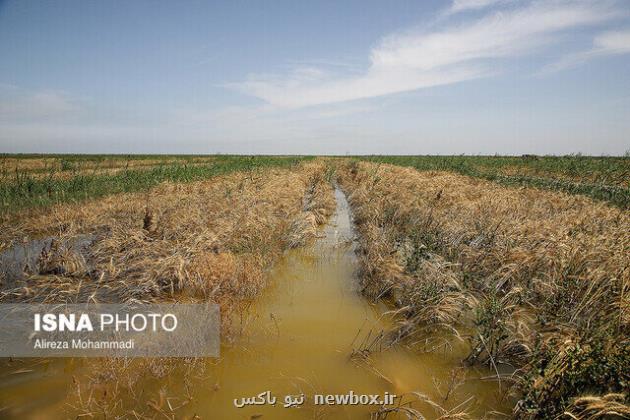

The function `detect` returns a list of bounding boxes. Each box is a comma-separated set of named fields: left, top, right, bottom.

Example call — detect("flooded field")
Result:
left=0, top=188, right=511, bottom=419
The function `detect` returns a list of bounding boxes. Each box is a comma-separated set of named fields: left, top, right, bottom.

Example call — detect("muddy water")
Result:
left=0, top=189, right=512, bottom=419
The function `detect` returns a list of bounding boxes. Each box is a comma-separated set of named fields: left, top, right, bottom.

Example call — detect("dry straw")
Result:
left=339, top=160, right=629, bottom=419
left=0, top=160, right=335, bottom=417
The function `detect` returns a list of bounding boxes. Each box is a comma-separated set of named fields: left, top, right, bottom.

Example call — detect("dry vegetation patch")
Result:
left=339, top=160, right=629, bottom=419
left=1, top=161, right=334, bottom=306
left=0, top=160, right=335, bottom=417
left=0, top=155, right=216, bottom=175
left=360, top=155, right=630, bottom=209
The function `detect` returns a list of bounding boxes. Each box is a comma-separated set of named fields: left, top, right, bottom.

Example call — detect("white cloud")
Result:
left=542, top=28, right=630, bottom=73
left=230, top=0, right=621, bottom=108
left=232, top=66, right=489, bottom=108
left=595, top=28, right=630, bottom=51
left=0, top=86, right=78, bottom=121
left=450, top=0, right=508, bottom=13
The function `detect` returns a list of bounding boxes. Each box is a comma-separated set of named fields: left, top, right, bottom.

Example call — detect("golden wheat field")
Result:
left=1, top=160, right=334, bottom=305
left=338, top=160, right=629, bottom=419
left=0, top=157, right=628, bottom=419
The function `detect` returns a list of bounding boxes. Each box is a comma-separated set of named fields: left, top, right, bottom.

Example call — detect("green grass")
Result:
left=357, top=155, right=630, bottom=209
left=0, top=155, right=309, bottom=214
left=3, top=154, right=628, bottom=212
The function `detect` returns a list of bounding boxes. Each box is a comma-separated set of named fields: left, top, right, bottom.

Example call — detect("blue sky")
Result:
left=1, top=0, right=629, bottom=155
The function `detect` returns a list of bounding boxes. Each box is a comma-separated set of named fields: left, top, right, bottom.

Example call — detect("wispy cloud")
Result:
left=230, top=0, right=623, bottom=108
left=541, top=28, right=630, bottom=73
left=0, top=85, right=79, bottom=121
left=231, top=66, right=488, bottom=108
left=449, top=0, right=509, bottom=14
